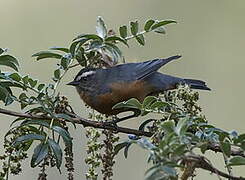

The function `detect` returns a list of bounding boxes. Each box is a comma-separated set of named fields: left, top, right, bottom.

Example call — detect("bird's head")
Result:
left=67, top=67, right=98, bottom=93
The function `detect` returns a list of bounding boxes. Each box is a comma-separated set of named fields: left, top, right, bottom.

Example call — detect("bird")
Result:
left=67, top=55, right=210, bottom=122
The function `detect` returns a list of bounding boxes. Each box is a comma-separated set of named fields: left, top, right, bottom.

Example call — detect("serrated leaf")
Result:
left=220, top=141, right=231, bottom=157
left=32, top=51, right=62, bottom=60
left=228, top=156, right=245, bottom=166
left=49, top=47, right=69, bottom=53
left=151, top=20, right=177, bottom=30
left=52, top=126, right=72, bottom=147
left=136, top=34, right=145, bottom=46
left=96, top=16, right=107, bottom=39
left=31, top=142, right=49, bottom=167
left=144, top=19, right=155, bottom=31
left=119, top=25, right=127, bottom=39
left=0, top=55, right=19, bottom=71
left=130, top=21, right=139, bottom=36
left=48, top=139, right=62, bottom=168
left=13, top=133, right=45, bottom=146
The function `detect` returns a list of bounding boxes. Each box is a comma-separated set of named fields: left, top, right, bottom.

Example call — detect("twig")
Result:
left=183, top=155, right=245, bottom=180
left=0, top=108, right=152, bottom=137
left=0, top=107, right=244, bottom=157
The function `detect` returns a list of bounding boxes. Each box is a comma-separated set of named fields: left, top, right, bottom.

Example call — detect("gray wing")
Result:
left=133, top=55, right=181, bottom=80
left=103, top=55, right=181, bottom=83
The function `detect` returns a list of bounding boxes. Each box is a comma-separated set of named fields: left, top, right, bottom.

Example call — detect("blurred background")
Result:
left=0, top=0, right=245, bottom=179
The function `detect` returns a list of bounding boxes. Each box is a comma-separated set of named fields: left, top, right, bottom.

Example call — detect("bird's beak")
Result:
left=67, top=81, right=79, bottom=86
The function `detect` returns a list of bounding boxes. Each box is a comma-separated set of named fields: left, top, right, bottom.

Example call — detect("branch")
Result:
left=0, top=108, right=152, bottom=137
left=0, top=107, right=244, bottom=158
left=183, top=155, right=245, bottom=180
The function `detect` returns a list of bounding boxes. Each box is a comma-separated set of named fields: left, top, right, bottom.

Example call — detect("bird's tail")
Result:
left=184, top=79, right=211, bottom=90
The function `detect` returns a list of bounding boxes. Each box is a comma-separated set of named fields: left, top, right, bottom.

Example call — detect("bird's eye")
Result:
left=82, top=77, right=87, bottom=81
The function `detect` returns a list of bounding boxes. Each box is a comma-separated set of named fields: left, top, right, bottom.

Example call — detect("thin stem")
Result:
left=223, top=153, right=233, bottom=179
left=125, top=31, right=147, bottom=41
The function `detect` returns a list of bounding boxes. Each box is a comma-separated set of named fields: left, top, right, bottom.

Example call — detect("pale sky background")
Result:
left=0, top=0, right=245, bottom=179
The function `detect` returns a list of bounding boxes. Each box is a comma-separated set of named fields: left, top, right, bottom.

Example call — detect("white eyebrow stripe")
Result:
left=76, top=71, right=95, bottom=81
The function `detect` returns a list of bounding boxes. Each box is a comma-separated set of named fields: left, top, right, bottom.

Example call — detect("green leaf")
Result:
left=13, top=133, right=45, bottom=146
left=73, top=34, right=103, bottom=42
left=119, top=25, right=127, bottom=39
left=162, top=120, right=175, bottom=134
left=175, top=118, right=189, bottom=136
left=145, top=164, right=177, bottom=180
left=28, top=78, right=38, bottom=88
left=228, top=156, right=245, bottom=166
left=113, top=98, right=142, bottom=110
left=0, top=48, right=5, bottom=55
left=150, top=101, right=169, bottom=110
left=135, top=34, right=145, bottom=46
left=54, top=69, right=61, bottom=79
left=124, top=142, right=132, bottom=158
left=220, top=141, right=231, bottom=157
left=9, top=72, right=21, bottom=82
left=114, top=142, right=129, bottom=156
left=49, top=47, right=69, bottom=53
left=37, top=84, right=45, bottom=91
left=154, top=26, right=166, bottom=34
left=48, top=139, right=62, bottom=168
left=52, top=126, right=72, bottom=147
left=144, top=19, right=155, bottom=31
left=22, top=75, right=29, bottom=84
left=0, top=86, right=10, bottom=100
left=20, top=119, right=50, bottom=128
left=0, top=55, right=19, bottom=71
left=31, top=142, right=49, bottom=167
left=32, top=51, right=62, bottom=60
left=173, top=144, right=187, bottom=156
left=105, top=36, right=129, bottom=47
left=96, top=16, right=107, bottom=39
left=103, top=42, right=123, bottom=63
left=151, top=20, right=177, bottom=30
left=142, top=96, right=157, bottom=108
left=130, top=21, right=139, bottom=36
left=5, top=94, right=14, bottom=105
